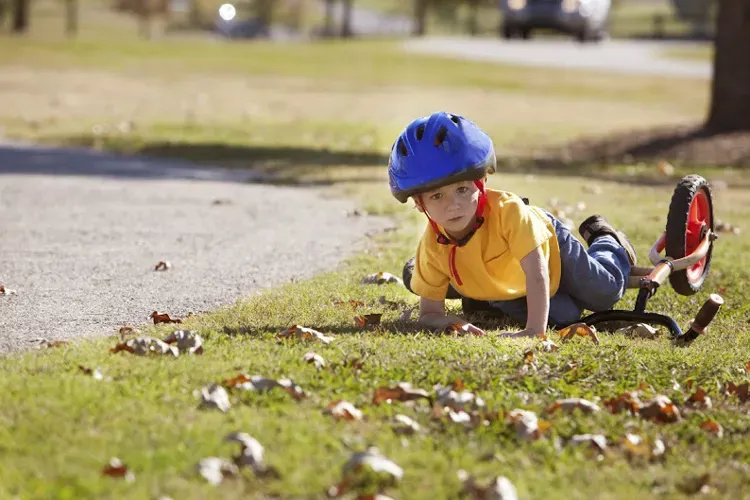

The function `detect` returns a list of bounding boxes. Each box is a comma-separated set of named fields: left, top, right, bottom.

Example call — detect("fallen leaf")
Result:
left=687, top=387, right=712, bottom=409
left=570, top=434, right=608, bottom=455
left=151, top=311, right=182, bottom=324
left=334, top=299, right=365, bottom=308
left=726, top=381, right=749, bottom=403
left=558, top=323, right=599, bottom=344
left=101, top=457, right=135, bottom=482
left=30, top=338, right=69, bottom=349
left=361, top=272, right=404, bottom=286
left=699, top=420, right=723, bottom=438
left=621, top=433, right=666, bottom=461
left=199, top=383, right=232, bottom=412
left=154, top=260, right=172, bottom=271
left=615, top=323, right=659, bottom=339
left=118, top=326, right=139, bottom=338
left=162, top=330, right=203, bottom=355
left=546, top=398, right=601, bottom=414
left=639, top=395, right=681, bottom=423
left=222, top=374, right=305, bottom=400
left=562, top=360, right=579, bottom=373
left=196, top=457, right=239, bottom=485
left=0, top=285, right=17, bottom=295
left=354, top=314, right=382, bottom=328
left=434, top=384, right=485, bottom=411
left=603, top=391, right=642, bottom=415
left=225, top=432, right=279, bottom=477
left=324, top=400, right=363, bottom=421
left=303, top=352, right=326, bottom=368
left=373, top=383, right=431, bottom=405
left=110, top=336, right=179, bottom=357
left=327, top=447, right=403, bottom=498
left=443, top=323, right=473, bottom=336
left=392, top=414, right=421, bottom=435
left=507, top=409, right=548, bottom=441
left=522, top=349, right=536, bottom=365
left=277, top=325, right=334, bottom=344
left=540, top=338, right=559, bottom=352
left=78, top=365, right=104, bottom=380
left=657, top=160, right=675, bottom=176
left=677, top=473, right=712, bottom=495
left=457, top=469, right=518, bottom=500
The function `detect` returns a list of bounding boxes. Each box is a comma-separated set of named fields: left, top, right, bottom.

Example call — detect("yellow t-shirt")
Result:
left=411, top=189, right=561, bottom=301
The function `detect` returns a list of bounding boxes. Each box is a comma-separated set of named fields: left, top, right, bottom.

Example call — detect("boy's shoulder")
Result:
left=486, top=188, right=525, bottom=207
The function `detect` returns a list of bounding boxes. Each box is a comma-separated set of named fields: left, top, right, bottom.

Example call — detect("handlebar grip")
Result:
left=681, top=294, right=724, bottom=342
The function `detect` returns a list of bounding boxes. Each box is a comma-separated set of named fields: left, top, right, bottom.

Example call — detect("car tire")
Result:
left=520, top=27, right=532, bottom=39
left=502, top=23, right=516, bottom=39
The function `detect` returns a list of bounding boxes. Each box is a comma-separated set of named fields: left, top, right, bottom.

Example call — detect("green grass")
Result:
left=1, top=16, right=748, bottom=499
left=662, top=46, right=714, bottom=62
left=1, top=172, right=749, bottom=499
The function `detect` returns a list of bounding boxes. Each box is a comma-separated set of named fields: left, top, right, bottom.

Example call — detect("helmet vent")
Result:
left=397, top=138, right=408, bottom=157
left=434, top=126, right=448, bottom=147
left=415, top=124, right=425, bottom=140
left=448, top=114, right=460, bottom=125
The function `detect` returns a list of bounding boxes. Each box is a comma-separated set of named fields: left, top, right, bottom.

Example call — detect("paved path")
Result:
left=403, top=37, right=711, bottom=79
left=0, top=144, right=391, bottom=354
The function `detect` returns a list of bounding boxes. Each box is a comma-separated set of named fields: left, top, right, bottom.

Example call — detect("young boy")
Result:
left=388, top=112, right=637, bottom=337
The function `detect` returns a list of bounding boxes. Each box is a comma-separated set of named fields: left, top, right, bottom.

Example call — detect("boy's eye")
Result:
left=429, top=193, right=442, bottom=201
left=457, top=186, right=469, bottom=194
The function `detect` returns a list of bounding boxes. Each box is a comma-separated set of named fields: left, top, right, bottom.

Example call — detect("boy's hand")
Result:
left=498, top=328, right=538, bottom=339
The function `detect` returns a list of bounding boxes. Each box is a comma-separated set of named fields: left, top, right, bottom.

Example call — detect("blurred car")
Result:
left=500, top=0, right=611, bottom=42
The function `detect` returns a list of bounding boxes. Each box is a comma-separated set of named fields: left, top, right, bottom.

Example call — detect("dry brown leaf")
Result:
left=434, top=384, right=485, bottom=411
left=745, top=361, right=750, bottom=373
left=392, top=414, right=421, bottom=435
left=699, top=420, right=724, bottom=438
left=0, top=285, right=17, bottom=295
left=443, top=323, right=473, bottom=335
left=546, top=398, right=601, bottom=414
left=373, top=383, right=431, bottom=405
left=457, top=469, right=518, bottom=500
left=334, top=299, right=365, bottom=308
left=78, top=365, right=104, bottom=380
left=324, top=400, right=363, bottom=421
left=151, top=311, right=182, bottom=324
left=303, top=352, right=326, bottom=368
left=162, top=330, right=203, bottom=355
left=154, top=260, right=172, bottom=271
left=199, top=383, right=231, bottom=412
left=118, top=326, right=139, bottom=339
left=196, top=457, right=239, bottom=485
left=31, top=338, right=69, bottom=349
left=277, top=325, right=334, bottom=344
left=687, top=387, right=712, bottom=409
left=726, top=381, right=749, bottom=403
left=603, top=391, right=642, bottom=415
left=222, top=374, right=305, bottom=400
left=621, top=433, right=666, bottom=461
left=540, top=338, right=559, bottom=352
left=558, top=323, right=599, bottom=344
left=657, top=160, right=675, bottom=176
left=562, top=360, right=579, bottom=373
left=101, top=457, right=135, bottom=482
left=327, top=447, right=403, bottom=498
left=615, top=323, right=659, bottom=339
left=354, top=314, right=382, bottom=328
left=361, top=272, right=404, bottom=286
left=507, top=409, right=548, bottom=441
left=570, top=434, right=608, bottom=455
left=639, top=395, right=681, bottom=423
left=224, top=432, right=278, bottom=477
left=110, top=336, right=179, bottom=357
left=522, top=349, right=536, bottom=365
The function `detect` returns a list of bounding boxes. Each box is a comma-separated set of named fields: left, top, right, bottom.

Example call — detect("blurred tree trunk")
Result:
left=0, top=0, right=6, bottom=28
left=256, top=0, right=273, bottom=35
left=322, top=0, right=335, bottom=36
left=11, top=0, right=29, bottom=32
left=137, top=0, right=152, bottom=38
left=340, top=0, right=353, bottom=37
left=413, top=0, right=427, bottom=36
left=64, top=0, right=78, bottom=37
left=705, top=0, right=750, bottom=132
left=466, top=0, right=479, bottom=36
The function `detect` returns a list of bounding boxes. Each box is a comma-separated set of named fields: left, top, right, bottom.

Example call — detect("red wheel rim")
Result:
left=685, top=188, right=710, bottom=283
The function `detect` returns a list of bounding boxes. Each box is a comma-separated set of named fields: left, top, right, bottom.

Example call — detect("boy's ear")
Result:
left=412, top=195, right=425, bottom=213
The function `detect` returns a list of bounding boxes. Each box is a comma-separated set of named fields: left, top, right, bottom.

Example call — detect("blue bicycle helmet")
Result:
left=388, top=112, right=496, bottom=203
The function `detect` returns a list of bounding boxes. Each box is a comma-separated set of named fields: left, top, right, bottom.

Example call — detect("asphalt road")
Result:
left=0, top=143, right=392, bottom=354
left=403, top=37, right=711, bottom=79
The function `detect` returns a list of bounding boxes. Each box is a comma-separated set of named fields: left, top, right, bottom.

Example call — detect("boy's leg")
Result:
left=555, top=215, right=633, bottom=312
left=402, top=257, right=462, bottom=299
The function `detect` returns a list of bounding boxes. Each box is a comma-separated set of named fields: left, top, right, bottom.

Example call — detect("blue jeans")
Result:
left=488, top=213, right=631, bottom=326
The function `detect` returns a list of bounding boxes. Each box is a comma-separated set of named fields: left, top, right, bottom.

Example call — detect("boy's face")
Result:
left=416, top=180, right=480, bottom=237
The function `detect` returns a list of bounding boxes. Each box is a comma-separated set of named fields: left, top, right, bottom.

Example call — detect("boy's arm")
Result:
left=418, top=296, right=486, bottom=336
left=502, top=246, right=550, bottom=338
